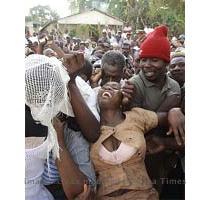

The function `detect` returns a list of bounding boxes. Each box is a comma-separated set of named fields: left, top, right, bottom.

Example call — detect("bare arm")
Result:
left=63, top=53, right=100, bottom=143
left=68, top=80, right=100, bottom=142
left=53, top=118, right=86, bottom=199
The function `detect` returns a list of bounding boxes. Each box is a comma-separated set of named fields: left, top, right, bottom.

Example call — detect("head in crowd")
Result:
left=98, top=81, right=123, bottom=110
left=101, top=50, right=125, bottom=86
left=25, top=30, right=31, bottom=38
left=79, top=41, right=86, bottom=51
left=33, top=32, right=37, bottom=37
left=122, top=42, right=131, bottom=57
left=97, top=39, right=105, bottom=50
left=43, top=48, right=57, bottom=58
left=85, top=40, right=90, bottom=49
left=126, top=32, right=132, bottom=40
left=103, top=42, right=111, bottom=52
left=102, top=30, right=107, bottom=38
left=91, top=41, right=97, bottom=49
left=78, top=58, right=93, bottom=82
left=112, top=42, right=120, bottom=51
left=178, top=34, right=185, bottom=45
left=107, top=31, right=112, bottom=38
left=66, top=36, right=71, bottom=44
left=139, top=25, right=170, bottom=82
left=93, top=49, right=105, bottom=59
left=117, top=30, right=122, bottom=36
left=169, top=51, right=185, bottom=86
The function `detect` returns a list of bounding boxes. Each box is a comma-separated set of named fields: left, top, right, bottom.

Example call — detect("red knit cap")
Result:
left=139, top=25, right=170, bottom=62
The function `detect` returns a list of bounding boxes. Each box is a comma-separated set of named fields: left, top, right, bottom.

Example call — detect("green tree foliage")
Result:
left=108, top=0, right=185, bottom=35
left=68, top=0, right=110, bottom=13
left=27, top=5, right=59, bottom=26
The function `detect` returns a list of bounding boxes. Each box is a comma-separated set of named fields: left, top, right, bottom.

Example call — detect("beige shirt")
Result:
left=90, top=108, right=158, bottom=196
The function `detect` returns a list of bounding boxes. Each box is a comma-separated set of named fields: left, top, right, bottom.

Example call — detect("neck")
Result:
left=155, top=74, right=166, bottom=88
left=100, top=108, right=124, bottom=126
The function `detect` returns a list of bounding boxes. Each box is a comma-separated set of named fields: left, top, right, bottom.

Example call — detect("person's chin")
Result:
left=144, top=74, right=157, bottom=81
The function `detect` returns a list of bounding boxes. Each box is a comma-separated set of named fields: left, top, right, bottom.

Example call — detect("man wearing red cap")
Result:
left=129, top=25, right=184, bottom=196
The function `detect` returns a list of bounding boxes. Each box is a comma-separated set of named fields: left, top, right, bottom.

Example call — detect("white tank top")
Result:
left=99, top=142, right=137, bottom=165
left=25, top=136, right=54, bottom=200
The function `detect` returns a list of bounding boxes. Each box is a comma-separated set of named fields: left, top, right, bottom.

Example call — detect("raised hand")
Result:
left=121, top=80, right=135, bottom=105
left=62, top=52, right=85, bottom=80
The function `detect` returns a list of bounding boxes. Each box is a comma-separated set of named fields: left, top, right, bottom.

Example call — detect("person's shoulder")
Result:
left=131, top=107, right=154, bottom=115
left=166, top=75, right=181, bottom=95
left=127, top=107, right=158, bottom=128
left=167, top=75, right=181, bottom=89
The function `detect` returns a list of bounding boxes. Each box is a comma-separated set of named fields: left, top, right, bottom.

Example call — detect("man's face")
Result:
left=102, top=32, right=107, bottom=38
left=85, top=43, right=89, bottom=48
left=101, top=64, right=123, bottom=86
left=140, top=58, right=167, bottom=82
left=127, top=34, right=131, bottom=39
left=92, top=43, right=97, bottom=48
left=122, top=44, right=130, bottom=57
left=79, top=44, right=85, bottom=51
left=169, top=56, right=185, bottom=84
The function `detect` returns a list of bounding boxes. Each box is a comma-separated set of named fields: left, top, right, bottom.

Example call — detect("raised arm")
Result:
left=63, top=53, right=100, bottom=143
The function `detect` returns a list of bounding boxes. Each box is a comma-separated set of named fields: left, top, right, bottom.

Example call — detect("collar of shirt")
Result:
left=139, top=70, right=172, bottom=94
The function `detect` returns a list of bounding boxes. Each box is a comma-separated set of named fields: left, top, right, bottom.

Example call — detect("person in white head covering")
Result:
left=25, top=52, right=100, bottom=199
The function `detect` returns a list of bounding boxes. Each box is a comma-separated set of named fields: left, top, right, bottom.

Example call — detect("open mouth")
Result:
left=102, top=91, right=112, bottom=98
left=145, top=71, right=155, bottom=77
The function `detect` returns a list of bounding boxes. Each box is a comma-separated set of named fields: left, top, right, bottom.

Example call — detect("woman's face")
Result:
left=98, top=82, right=122, bottom=109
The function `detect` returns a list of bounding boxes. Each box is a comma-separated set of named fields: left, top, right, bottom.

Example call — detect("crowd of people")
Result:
left=25, top=23, right=185, bottom=200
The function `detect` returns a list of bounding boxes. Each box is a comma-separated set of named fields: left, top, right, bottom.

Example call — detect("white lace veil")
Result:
left=25, top=54, right=67, bottom=159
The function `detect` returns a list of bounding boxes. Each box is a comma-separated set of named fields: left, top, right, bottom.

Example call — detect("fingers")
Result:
left=79, top=183, right=91, bottom=199
left=178, top=125, right=185, bottom=143
left=123, top=80, right=135, bottom=89
left=122, top=90, right=132, bottom=99
left=122, top=81, right=135, bottom=100
left=172, top=127, right=182, bottom=146
left=83, top=184, right=88, bottom=193
left=63, top=52, right=84, bottom=75
left=166, top=127, right=173, bottom=135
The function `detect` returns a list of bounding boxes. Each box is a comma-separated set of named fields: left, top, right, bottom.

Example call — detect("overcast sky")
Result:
left=25, top=0, right=70, bottom=17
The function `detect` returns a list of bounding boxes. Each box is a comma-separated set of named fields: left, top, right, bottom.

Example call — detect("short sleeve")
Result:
left=86, top=89, right=100, bottom=121
left=131, top=108, right=158, bottom=133
left=129, top=75, right=144, bottom=108
left=167, top=77, right=181, bottom=97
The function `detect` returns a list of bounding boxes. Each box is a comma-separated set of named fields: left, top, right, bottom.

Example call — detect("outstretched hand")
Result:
left=167, top=108, right=185, bottom=146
